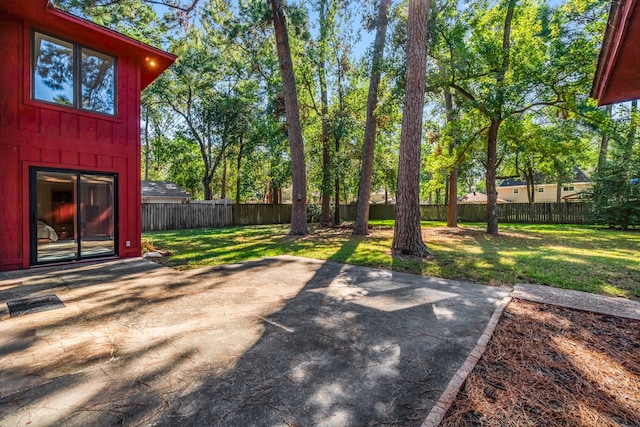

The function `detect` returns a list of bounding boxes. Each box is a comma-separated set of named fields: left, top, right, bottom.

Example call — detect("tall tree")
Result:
left=443, top=75, right=458, bottom=227
left=317, top=0, right=333, bottom=226
left=270, top=0, right=308, bottom=235
left=392, top=0, right=430, bottom=257
left=597, top=104, right=612, bottom=172
left=353, top=0, right=392, bottom=235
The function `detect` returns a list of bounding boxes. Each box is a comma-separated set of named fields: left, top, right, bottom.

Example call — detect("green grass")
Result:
left=143, top=221, right=640, bottom=300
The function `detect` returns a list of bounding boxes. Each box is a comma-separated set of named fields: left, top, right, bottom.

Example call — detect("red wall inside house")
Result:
left=0, top=10, right=143, bottom=271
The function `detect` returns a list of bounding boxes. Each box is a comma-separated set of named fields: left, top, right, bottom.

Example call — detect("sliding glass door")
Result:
left=31, top=168, right=117, bottom=265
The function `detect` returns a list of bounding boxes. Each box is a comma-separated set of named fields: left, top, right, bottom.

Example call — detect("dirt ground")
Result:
left=441, top=299, right=640, bottom=426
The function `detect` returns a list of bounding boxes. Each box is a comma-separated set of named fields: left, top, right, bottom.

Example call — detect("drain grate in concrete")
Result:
left=7, top=295, right=65, bottom=317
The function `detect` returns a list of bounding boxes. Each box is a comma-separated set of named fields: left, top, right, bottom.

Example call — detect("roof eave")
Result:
left=592, top=0, right=640, bottom=105
left=0, top=0, right=176, bottom=90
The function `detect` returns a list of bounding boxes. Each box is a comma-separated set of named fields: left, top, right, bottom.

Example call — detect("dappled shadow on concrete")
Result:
left=0, top=256, right=509, bottom=426
left=155, top=258, right=509, bottom=426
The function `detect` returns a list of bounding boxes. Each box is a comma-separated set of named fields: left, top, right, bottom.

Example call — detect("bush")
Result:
left=588, top=162, right=640, bottom=230
left=306, top=203, right=322, bottom=223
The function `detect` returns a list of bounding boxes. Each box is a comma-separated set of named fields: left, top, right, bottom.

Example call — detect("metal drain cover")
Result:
left=7, top=295, right=65, bottom=317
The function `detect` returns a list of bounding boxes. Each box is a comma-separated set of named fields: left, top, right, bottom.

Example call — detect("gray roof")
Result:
left=499, top=167, right=590, bottom=187
left=141, top=180, right=192, bottom=198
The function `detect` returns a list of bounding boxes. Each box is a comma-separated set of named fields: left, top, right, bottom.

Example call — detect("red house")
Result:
left=0, top=1, right=175, bottom=271
left=592, top=0, right=640, bottom=105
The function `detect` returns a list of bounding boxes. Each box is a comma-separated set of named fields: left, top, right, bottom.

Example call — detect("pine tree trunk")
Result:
left=443, top=82, right=458, bottom=227
left=447, top=169, right=458, bottom=227
left=392, top=0, right=430, bottom=257
left=598, top=104, right=612, bottom=171
left=221, top=158, right=227, bottom=199
left=626, top=100, right=637, bottom=159
left=236, top=139, right=243, bottom=204
left=144, top=105, right=150, bottom=181
left=319, top=0, right=332, bottom=227
left=486, top=119, right=500, bottom=235
left=270, top=0, right=308, bottom=235
left=333, top=133, right=341, bottom=226
left=353, top=0, right=392, bottom=235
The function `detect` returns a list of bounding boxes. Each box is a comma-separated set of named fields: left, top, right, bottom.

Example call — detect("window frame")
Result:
left=563, top=186, right=575, bottom=192
left=537, top=187, right=545, bottom=193
left=31, top=29, right=118, bottom=117
left=513, top=188, right=519, bottom=194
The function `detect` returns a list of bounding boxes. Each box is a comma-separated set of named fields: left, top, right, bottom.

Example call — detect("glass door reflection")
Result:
left=33, top=168, right=117, bottom=265
left=35, top=171, right=78, bottom=262
left=80, top=174, right=115, bottom=258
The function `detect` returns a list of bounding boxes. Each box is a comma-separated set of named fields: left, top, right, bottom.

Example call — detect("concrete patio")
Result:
left=0, top=256, right=515, bottom=425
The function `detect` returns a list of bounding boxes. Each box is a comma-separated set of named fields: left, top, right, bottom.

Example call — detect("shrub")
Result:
left=588, top=161, right=640, bottom=230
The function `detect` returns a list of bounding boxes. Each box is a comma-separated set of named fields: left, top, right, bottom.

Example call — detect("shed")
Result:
left=142, top=180, right=192, bottom=203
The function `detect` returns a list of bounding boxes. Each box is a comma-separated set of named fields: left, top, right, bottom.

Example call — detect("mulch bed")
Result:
left=441, top=299, right=640, bottom=426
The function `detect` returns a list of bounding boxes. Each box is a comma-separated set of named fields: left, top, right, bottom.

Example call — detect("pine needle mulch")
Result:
left=441, top=299, right=640, bottom=426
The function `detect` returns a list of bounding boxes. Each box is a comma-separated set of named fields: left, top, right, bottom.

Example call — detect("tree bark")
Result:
left=353, top=0, right=392, bottom=235
left=144, top=104, right=150, bottom=181
left=443, top=81, right=458, bottom=227
left=235, top=137, right=244, bottom=204
left=319, top=0, right=332, bottom=227
left=597, top=104, right=612, bottom=171
left=626, top=99, right=637, bottom=159
left=270, top=0, right=308, bottom=235
left=486, top=119, right=501, bottom=235
left=485, top=0, right=515, bottom=236
left=392, top=0, right=430, bottom=257
left=334, top=133, right=341, bottom=226
left=203, top=175, right=213, bottom=200
left=221, top=158, right=227, bottom=199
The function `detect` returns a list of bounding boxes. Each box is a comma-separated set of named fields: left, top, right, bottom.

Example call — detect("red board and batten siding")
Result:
left=0, top=3, right=174, bottom=271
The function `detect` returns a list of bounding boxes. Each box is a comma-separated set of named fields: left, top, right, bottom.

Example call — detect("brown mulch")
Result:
left=441, top=299, right=640, bottom=427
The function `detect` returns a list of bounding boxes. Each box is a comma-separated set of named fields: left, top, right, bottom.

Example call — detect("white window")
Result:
left=563, top=186, right=574, bottom=192
left=538, top=187, right=544, bottom=193
left=513, top=189, right=519, bottom=194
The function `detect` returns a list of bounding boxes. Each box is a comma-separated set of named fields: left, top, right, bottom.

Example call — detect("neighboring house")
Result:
left=457, top=192, right=509, bottom=205
left=142, top=180, right=191, bottom=203
left=497, top=168, right=592, bottom=203
left=0, top=1, right=175, bottom=271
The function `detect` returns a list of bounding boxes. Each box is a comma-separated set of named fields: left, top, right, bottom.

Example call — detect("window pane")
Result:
left=81, top=48, right=115, bottom=115
left=33, top=33, right=74, bottom=106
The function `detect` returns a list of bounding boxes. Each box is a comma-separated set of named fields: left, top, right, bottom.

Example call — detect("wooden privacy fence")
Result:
left=142, top=202, right=232, bottom=231
left=419, top=203, right=592, bottom=224
left=142, top=202, right=593, bottom=231
left=233, top=204, right=291, bottom=226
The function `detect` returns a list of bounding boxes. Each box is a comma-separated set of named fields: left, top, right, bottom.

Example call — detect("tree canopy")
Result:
left=57, top=0, right=635, bottom=239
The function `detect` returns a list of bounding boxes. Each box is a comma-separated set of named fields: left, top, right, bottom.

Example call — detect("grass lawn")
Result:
left=142, top=221, right=640, bottom=299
